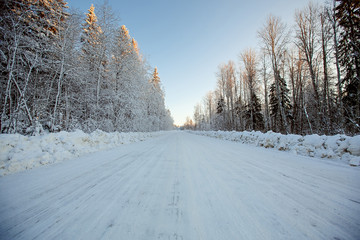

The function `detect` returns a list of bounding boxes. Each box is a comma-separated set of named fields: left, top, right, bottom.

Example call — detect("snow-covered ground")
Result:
left=0, top=130, right=164, bottom=176
left=1, top=129, right=359, bottom=177
left=191, top=130, right=360, bottom=166
left=0, top=131, right=359, bottom=239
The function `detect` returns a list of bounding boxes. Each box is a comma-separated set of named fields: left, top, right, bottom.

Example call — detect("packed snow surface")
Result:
left=191, top=130, right=360, bottom=166
left=0, top=130, right=163, bottom=176
left=2, top=130, right=359, bottom=177
left=0, top=131, right=359, bottom=239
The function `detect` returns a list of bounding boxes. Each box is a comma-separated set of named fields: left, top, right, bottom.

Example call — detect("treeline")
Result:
left=189, top=0, right=359, bottom=136
left=0, top=0, right=173, bottom=134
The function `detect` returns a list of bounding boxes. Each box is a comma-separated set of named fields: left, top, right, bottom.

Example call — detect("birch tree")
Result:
left=240, top=48, right=263, bottom=131
left=295, top=2, right=323, bottom=133
left=258, top=15, right=291, bottom=133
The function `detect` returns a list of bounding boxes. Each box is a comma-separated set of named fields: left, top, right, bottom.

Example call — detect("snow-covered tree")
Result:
left=190, top=1, right=358, bottom=136
left=0, top=0, right=69, bottom=134
left=110, top=25, right=142, bottom=131
left=1, top=1, right=173, bottom=134
left=78, top=4, right=107, bottom=131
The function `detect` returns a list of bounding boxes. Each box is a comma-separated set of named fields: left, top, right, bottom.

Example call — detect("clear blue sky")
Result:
left=66, top=0, right=324, bottom=126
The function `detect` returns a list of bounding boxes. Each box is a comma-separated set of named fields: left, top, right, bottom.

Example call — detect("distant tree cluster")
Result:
left=191, top=0, right=359, bottom=136
left=0, top=0, right=173, bottom=134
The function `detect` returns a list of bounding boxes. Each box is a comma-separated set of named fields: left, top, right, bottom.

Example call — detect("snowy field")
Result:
left=191, top=130, right=360, bottom=166
left=0, top=130, right=164, bottom=176
left=0, top=131, right=360, bottom=239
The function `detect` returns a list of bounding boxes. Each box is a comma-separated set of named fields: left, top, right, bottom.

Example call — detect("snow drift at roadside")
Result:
left=1, top=129, right=359, bottom=177
left=191, top=130, right=360, bottom=166
left=0, top=130, right=163, bottom=176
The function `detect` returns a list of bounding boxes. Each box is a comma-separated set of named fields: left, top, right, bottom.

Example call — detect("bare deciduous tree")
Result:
left=258, top=15, right=290, bottom=133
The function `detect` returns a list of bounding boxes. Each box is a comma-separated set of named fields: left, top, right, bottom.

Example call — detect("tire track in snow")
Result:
left=0, top=131, right=359, bottom=240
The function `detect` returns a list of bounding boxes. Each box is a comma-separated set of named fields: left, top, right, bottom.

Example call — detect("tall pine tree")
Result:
left=246, top=93, right=264, bottom=131
left=335, top=0, right=360, bottom=134
left=269, top=73, right=292, bottom=133
left=79, top=4, right=107, bottom=131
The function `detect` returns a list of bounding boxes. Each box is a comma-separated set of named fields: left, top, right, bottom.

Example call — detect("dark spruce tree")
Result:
left=335, top=0, right=360, bottom=134
left=251, top=93, right=265, bottom=131
left=245, top=93, right=264, bottom=131
left=216, top=97, right=226, bottom=130
left=269, top=75, right=292, bottom=134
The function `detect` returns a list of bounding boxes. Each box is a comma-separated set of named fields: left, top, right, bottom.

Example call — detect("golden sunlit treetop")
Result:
left=121, top=25, right=130, bottom=40
left=151, top=67, right=161, bottom=92
left=85, top=4, right=97, bottom=26
left=82, top=4, right=103, bottom=47
left=132, top=38, right=140, bottom=56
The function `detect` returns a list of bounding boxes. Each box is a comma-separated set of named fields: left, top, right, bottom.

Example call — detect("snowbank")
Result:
left=191, top=130, right=360, bottom=166
left=0, top=130, right=163, bottom=176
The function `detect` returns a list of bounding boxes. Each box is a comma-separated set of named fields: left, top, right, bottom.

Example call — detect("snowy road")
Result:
left=1, top=131, right=360, bottom=240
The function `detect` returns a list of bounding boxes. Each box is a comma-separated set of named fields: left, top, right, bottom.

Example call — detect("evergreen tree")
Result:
left=146, top=67, right=165, bottom=131
left=215, top=97, right=226, bottom=130
left=216, top=97, right=225, bottom=114
left=234, top=96, right=244, bottom=131
left=110, top=25, right=136, bottom=131
left=132, top=38, right=140, bottom=59
left=151, top=67, right=161, bottom=90
left=335, top=0, right=360, bottom=134
left=79, top=4, right=109, bottom=132
left=246, top=93, right=264, bottom=131
left=269, top=74, right=292, bottom=133
left=81, top=4, right=103, bottom=71
left=110, top=25, right=151, bottom=131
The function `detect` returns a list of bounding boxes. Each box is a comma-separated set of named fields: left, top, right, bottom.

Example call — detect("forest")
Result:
left=0, top=0, right=174, bottom=135
left=187, top=0, right=360, bottom=136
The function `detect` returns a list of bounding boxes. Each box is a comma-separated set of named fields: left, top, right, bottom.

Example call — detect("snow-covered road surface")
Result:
left=1, top=131, right=359, bottom=240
